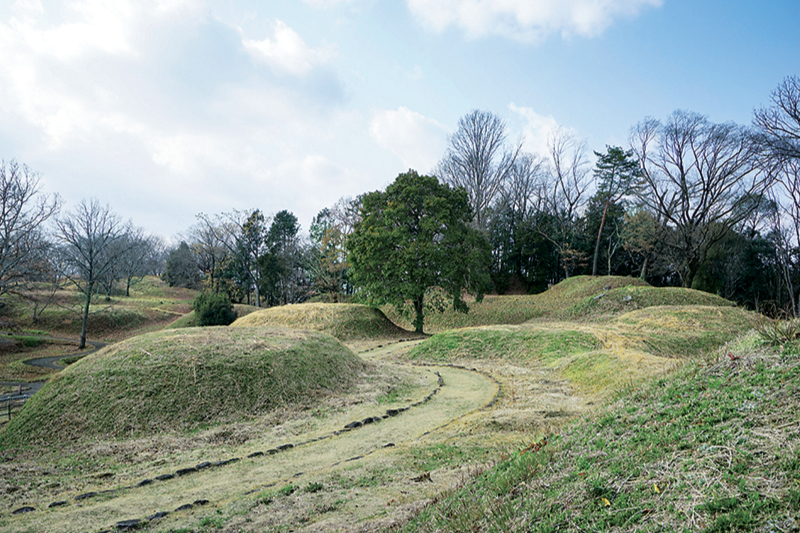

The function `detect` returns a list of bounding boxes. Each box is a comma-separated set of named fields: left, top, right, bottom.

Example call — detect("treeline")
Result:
left=2, top=77, right=800, bottom=324
left=163, top=196, right=359, bottom=307
left=0, top=168, right=166, bottom=347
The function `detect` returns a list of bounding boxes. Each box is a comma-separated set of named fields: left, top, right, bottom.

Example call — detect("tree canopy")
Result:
left=347, top=170, right=491, bottom=333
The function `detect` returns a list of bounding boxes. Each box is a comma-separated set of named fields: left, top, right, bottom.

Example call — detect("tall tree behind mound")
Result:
left=0, top=327, right=365, bottom=447
left=347, top=170, right=491, bottom=334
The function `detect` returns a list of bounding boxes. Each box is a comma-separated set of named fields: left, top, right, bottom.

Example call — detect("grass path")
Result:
left=2, top=342, right=499, bottom=533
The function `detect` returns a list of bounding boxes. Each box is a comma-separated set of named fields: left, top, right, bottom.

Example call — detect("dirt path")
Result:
left=3, top=341, right=500, bottom=533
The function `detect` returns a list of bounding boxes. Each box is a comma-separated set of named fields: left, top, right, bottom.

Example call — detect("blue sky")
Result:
left=1, top=0, right=798, bottom=239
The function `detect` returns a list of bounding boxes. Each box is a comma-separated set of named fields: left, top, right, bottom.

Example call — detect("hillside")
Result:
left=0, top=326, right=366, bottom=447
left=382, top=276, right=733, bottom=333
left=400, top=334, right=800, bottom=532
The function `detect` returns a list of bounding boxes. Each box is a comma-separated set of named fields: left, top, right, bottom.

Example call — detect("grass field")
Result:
left=399, top=335, right=800, bottom=532
left=1, top=275, right=793, bottom=532
left=382, top=276, right=733, bottom=333
left=1, top=277, right=197, bottom=342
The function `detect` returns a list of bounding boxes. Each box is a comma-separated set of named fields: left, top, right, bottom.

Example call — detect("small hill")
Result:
left=230, top=302, right=417, bottom=341
left=382, top=276, right=733, bottom=332
left=556, top=283, right=734, bottom=320
left=0, top=327, right=365, bottom=447
left=406, top=305, right=756, bottom=394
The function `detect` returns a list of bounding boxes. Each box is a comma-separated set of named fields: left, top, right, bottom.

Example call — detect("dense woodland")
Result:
left=2, top=76, right=800, bottom=324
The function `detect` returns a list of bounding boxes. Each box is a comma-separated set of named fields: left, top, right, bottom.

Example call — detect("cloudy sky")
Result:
left=1, top=0, right=798, bottom=240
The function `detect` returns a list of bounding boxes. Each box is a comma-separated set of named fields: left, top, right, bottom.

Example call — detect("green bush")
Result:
left=193, top=292, right=237, bottom=326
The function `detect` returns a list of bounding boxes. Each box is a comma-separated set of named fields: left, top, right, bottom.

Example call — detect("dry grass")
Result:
left=382, top=276, right=734, bottom=333
left=398, top=340, right=800, bottom=532
left=231, top=302, right=421, bottom=341
left=0, top=356, right=500, bottom=533
left=0, top=327, right=366, bottom=446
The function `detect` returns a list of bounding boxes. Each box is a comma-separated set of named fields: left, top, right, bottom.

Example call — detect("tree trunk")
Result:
left=592, top=200, right=610, bottom=277
left=412, top=296, right=425, bottom=334
left=80, top=282, right=92, bottom=349
left=639, top=256, right=648, bottom=280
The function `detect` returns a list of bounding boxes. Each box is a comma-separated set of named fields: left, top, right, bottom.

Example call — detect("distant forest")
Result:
left=3, top=76, right=800, bottom=318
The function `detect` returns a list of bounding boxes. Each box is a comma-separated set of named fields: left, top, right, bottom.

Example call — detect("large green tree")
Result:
left=347, top=170, right=491, bottom=333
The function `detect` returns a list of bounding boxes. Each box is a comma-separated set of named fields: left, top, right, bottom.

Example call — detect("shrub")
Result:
left=193, top=292, right=237, bottom=326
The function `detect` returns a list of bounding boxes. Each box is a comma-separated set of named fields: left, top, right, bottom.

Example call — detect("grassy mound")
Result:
left=407, top=305, right=756, bottom=393
left=382, top=276, right=732, bottom=332
left=230, top=302, right=415, bottom=341
left=613, top=305, right=756, bottom=358
left=558, top=284, right=734, bottom=319
left=0, top=327, right=366, bottom=446
left=399, top=338, right=800, bottom=532
left=166, top=303, right=260, bottom=329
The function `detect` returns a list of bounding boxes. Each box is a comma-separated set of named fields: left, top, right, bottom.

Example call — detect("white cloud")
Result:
left=301, top=0, right=356, bottom=7
left=406, top=0, right=663, bottom=42
left=243, top=19, right=335, bottom=76
left=509, top=103, right=564, bottom=157
left=0, top=0, right=371, bottom=237
left=369, top=107, right=449, bottom=173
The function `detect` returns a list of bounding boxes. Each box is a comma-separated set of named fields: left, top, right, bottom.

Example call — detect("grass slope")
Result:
left=407, top=305, right=755, bottom=394
left=0, top=326, right=366, bottom=447
left=231, top=302, right=417, bottom=341
left=399, top=337, right=800, bottom=532
left=1, top=276, right=197, bottom=341
left=382, top=276, right=732, bottom=333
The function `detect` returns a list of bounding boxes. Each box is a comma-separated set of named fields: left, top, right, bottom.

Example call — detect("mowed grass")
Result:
left=381, top=276, right=732, bottom=333
left=0, top=326, right=366, bottom=448
left=398, top=337, right=800, bottom=532
left=231, top=302, right=420, bottom=341
left=406, top=305, right=756, bottom=394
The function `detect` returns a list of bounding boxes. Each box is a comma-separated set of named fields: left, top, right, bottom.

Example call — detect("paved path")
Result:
left=0, top=335, right=106, bottom=401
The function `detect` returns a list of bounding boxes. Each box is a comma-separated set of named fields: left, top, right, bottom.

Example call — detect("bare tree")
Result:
left=55, top=199, right=130, bottom=348
left=116, top=228, right=161, bottom=296
left=0, top=159, right=60, bottom=299
left=630, top=110, right=769, bottom=288
left=769, top=159, right=800, bottom=316
left=197, top=209, right=270, bottom=307
left=436, top=110, right=522, bottom=231
left=754, top=76, right=800, bottom=162
left=499, top=152, right=548, bottom=220
left=538, top=128, right=592, bottom=278
left=187, top=219, right=229, bottom=292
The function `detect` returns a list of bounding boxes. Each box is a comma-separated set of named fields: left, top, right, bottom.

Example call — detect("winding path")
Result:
left=0, top=335, right=106, bottom=398
left=3, top=340, right=501, bottom=533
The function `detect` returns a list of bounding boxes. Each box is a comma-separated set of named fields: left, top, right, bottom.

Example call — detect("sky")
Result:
left=1, top=0, right=798, bottom=241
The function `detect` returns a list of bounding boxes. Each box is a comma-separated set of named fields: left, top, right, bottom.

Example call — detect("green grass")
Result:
left=0, top=326, right=366, bottom=447
left=406, top=304, right=757, bottom=394
left=381, top=276, right=733, bottom=333
left=0, top=276, right=197, bottom=341
left=230, top=302, right=418, bottom=341
left=399, top=339, right=800, bottom=532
